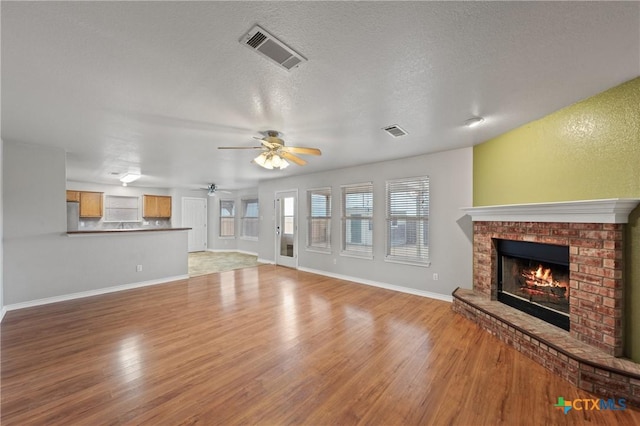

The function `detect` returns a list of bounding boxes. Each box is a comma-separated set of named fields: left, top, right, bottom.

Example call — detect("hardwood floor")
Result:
left=2, top=265, right=638, bottom=425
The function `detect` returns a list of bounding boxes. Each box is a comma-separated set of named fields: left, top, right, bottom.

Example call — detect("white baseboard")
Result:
left=4, top=275, right=190, bottom=312
left=206, top=249, right=258, bottom=256
left=0, top=307, right=6, bottom=323
left=257, top=258, right=275, bottom=265
left=297, top=266, right=453, bottom=303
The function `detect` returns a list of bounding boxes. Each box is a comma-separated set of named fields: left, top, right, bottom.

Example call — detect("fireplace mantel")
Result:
left=461, top=198, right=640, bottom=224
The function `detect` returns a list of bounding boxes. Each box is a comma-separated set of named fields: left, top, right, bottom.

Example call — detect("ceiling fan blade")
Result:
left=281, top=146, right=322, bottom=156
left=218, top=146, right=263, bottom=150
left=261, top=140, right=277, bottom=149
left=281, top=151, right=307, bottom=166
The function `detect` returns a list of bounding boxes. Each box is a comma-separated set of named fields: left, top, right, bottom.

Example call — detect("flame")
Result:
left=535, top=265, right=552, bottom=282
left=524, top=264, right=568, bottom=289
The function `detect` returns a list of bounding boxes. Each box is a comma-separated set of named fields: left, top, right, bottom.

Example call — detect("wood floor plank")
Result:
left=2, top=265, right=639, bottom=425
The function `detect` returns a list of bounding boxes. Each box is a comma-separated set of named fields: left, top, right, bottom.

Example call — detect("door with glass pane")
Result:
left=275, top=190, right=297, bottom=268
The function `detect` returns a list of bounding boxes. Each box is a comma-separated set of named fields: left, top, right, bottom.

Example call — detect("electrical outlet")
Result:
left=136, top=265, right=143, bottom=272
left=333, top=258, right=337, bottom=265
left=433, top=273, right=439, bottom=281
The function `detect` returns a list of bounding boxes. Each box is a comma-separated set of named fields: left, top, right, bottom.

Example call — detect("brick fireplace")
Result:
left=454, top=199, right=640, bottom=405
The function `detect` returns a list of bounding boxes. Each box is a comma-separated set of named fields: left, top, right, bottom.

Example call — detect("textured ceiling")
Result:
left=2, top=1, right=639, bottom=190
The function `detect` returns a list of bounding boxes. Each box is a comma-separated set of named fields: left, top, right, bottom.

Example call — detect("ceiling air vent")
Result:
left=240, top=25, right=307, bottom=71
left=383, top=125, right=408, bottom=138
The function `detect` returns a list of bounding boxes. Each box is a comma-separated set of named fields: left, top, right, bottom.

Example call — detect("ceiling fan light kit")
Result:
left=219, top=130, right=321, bottom=170
left=199, top=184, right=231, bottom=196
left=254, top=151, right=289, bottom=170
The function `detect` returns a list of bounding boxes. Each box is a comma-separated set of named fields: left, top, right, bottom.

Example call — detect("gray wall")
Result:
left=257, top=147, right=474, bottom=298
left=2, top=140, right=471, bottom=307
left=0, top=138, right=4, bottom=317
left=3, top=141, right=188, bottom=306
left=206, top=188, right=260, bottom=254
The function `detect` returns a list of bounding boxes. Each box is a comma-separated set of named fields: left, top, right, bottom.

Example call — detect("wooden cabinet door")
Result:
left=157, top=196, right=172, bottom=218
left=79, top=192, right=103, bottom=217
left=143, top=195, right=172, bottom=218
left=66, top=190, right=81, bottom=202
left=143, top=195, right=157, bottom=218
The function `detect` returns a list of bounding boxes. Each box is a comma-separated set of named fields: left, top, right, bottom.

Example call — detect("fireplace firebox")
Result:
left=496, top=239, right=570, bottom=330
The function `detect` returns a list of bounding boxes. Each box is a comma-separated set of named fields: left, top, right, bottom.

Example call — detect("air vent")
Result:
left=383, top=125, right=408, bottom=138
left=240, top=25, right=307, bottom=71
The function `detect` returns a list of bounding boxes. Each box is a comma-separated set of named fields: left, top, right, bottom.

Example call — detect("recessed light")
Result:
left=464, top=117, right=484, bottom=127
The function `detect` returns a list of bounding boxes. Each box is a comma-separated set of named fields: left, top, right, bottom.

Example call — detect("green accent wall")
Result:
left=473, top=77, right=640, bottom=361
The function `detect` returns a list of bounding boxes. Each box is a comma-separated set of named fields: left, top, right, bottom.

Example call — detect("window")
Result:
left=307, top=187, right=331, bottom=252
left=341, top=182, right=373, bottom=258
left=385, top=176, right=430, bottom=265
left=241, top=198, right=259, bottom=239
left=219, top=199, right=235, bottom=237
left=283, top=197, right=295, bottom=235
left=103, top=195, right=141, bottom=222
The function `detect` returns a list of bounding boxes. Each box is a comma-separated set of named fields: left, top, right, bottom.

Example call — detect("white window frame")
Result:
left=103, top=195, right=141, bottom=223
left=219, top=199, right=235, bottom=238
left=385, top=176, right=430, bottom=266
left=241, top=197, right=259, bottom=240
left=341, top=182, right=373, bottom=259
left=306, top=187, right=331, bottom=253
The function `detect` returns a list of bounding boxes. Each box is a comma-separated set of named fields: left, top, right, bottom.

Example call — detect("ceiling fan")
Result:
left=199, top=184, right=231, bottom=197
left=218, top=130, right=321, bottom=169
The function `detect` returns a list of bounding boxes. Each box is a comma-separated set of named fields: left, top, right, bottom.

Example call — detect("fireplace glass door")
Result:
left=501, top=257, right=570, bottom=313
left=497, top=239, right=570, bottom=330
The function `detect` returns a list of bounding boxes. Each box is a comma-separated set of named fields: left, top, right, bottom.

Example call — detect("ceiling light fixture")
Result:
left=120, top=173, right=141, bottom=184
left=254, top=152, right=289, bottom=170
left=464, top=116, right=484, bottom=127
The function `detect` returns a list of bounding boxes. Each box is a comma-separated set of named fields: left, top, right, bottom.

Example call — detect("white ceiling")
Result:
left=2, top=1, right=639, bottom=190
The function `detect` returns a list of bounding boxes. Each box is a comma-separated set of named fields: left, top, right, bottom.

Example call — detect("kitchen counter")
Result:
left=67, top=227, right=191, bottom=235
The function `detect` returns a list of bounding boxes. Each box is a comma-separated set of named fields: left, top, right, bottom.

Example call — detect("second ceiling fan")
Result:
left=218, top=130, right=321, bottom=169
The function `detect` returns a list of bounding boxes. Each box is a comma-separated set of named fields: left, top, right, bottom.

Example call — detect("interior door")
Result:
left=182, top=197, right=207, bottom=252
left=275, top=190, right=297, bottom=268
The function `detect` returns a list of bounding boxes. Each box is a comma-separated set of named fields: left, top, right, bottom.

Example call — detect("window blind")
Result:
left=341, top=182, right=373, bottom=258
left=241, top=198, right=259, bottom=239
left=220, top=199, right=235, bottom=237
left=385, top=176, right=429, bottom=264
left=307, top=187, right=331, bottom=251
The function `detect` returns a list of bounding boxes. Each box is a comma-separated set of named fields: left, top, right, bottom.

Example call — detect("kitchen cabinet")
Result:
left=66, top=190, right=81, bottom=202
left=143, top=195, right=172, bottom=218
left=79, top=191, right=104, bottom=217
left=67, top=190, right=104, bottom=217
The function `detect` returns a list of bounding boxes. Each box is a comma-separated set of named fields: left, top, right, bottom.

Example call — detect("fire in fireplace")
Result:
left=497, top=239, right=570, bottom=330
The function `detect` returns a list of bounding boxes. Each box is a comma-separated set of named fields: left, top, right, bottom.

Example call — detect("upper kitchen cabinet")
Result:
left=66, top=190, right=81, bottom=202
left=79, top=191, right=104, bottom=217
left=67, top=190, right=103, bottom=217
left=143, top=195, right=172, bottom=218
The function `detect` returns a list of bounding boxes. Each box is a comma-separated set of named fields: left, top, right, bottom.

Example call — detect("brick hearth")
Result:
left=452, top=288, right=640, bottom=407
left=457, top=199, right=640, bottom=406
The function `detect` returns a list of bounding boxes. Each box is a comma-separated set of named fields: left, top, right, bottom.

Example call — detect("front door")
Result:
left=275, top=190, right=297, bottom=268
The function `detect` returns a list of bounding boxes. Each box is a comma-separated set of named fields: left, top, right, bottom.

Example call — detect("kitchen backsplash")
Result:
left=78, top=218, right=173, bottom=230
